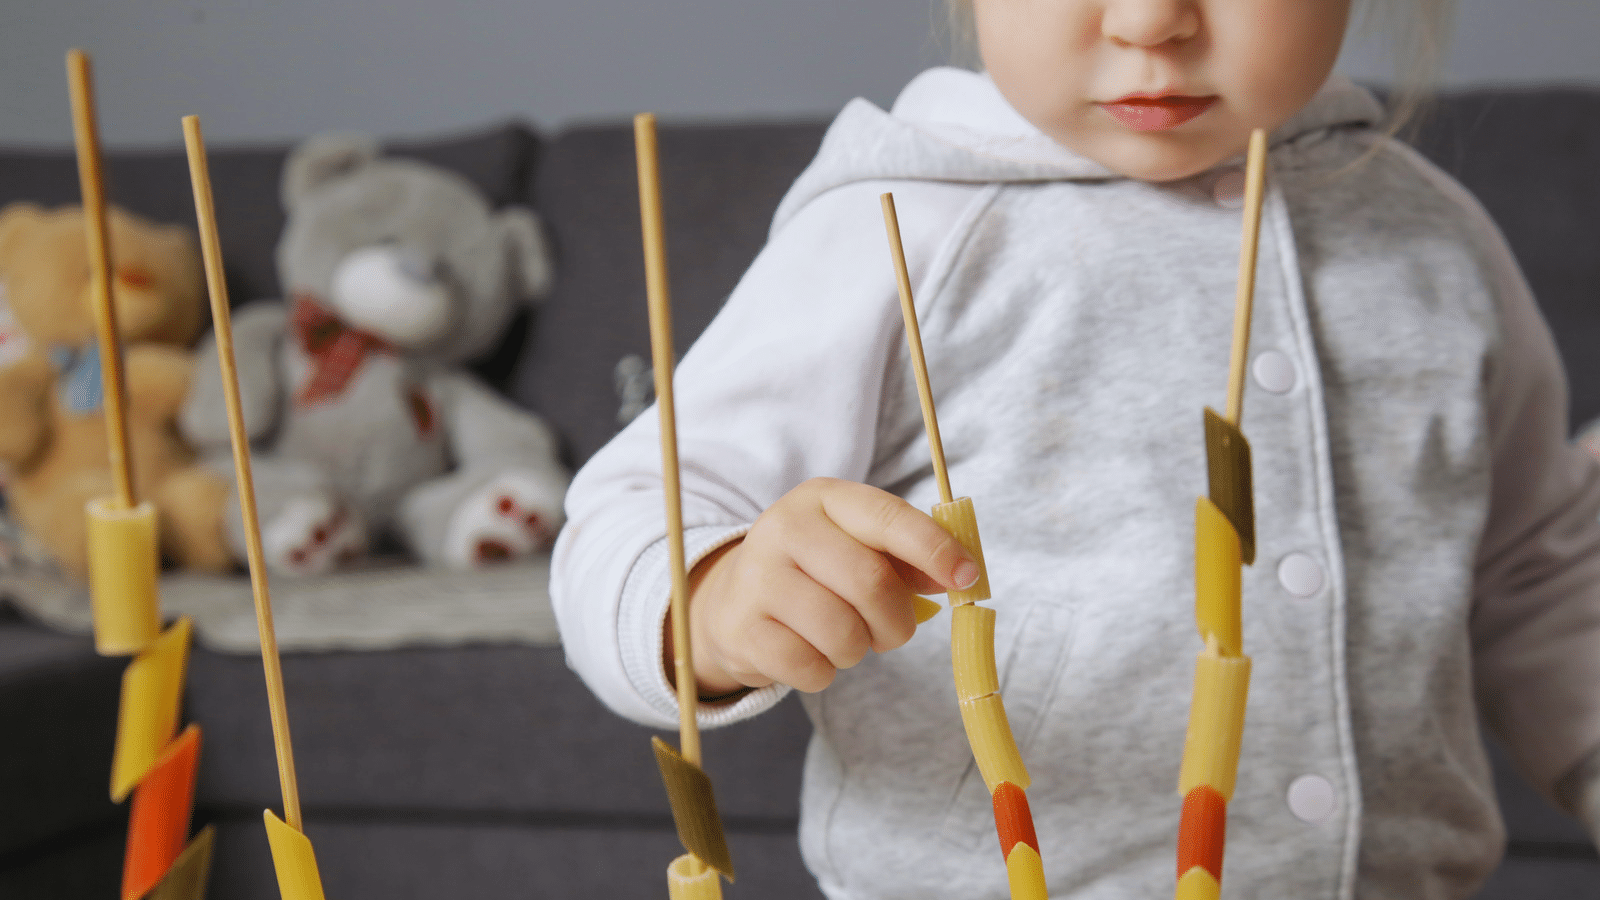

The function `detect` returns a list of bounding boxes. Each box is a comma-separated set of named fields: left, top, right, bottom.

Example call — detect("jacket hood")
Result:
left=773, top=67, right=1383, bottom=232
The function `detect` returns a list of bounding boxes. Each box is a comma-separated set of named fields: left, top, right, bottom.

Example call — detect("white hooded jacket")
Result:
left=552, top=68, right=1600, bottom=899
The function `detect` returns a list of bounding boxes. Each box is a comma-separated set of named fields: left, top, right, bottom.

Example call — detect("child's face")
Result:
left=971, top=0, right=1352, bottom=181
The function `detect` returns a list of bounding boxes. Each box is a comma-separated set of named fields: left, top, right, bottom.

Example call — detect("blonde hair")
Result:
left=938, top=0, right=1456, bottom=132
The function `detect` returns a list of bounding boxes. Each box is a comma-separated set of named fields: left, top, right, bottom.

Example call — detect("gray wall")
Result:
left=0, top=0, right=1596, bottom=148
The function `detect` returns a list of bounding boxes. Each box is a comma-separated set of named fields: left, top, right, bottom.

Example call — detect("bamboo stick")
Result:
left=634, top=112, right=703, bottom=770
left=66, top=48, right=136, bottom=508
left=1224, top=129, right=1269, bottom=426
left=182, top=115, right=303, bottom=832
left=880, top=193, right=954, bottom=505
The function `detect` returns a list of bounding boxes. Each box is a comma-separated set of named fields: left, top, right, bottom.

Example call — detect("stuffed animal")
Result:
left=0, top=202, right=233, bottom=578
left=180, top=134, right=567, bottom=576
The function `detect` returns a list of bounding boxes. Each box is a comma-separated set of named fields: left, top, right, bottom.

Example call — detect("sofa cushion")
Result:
left=0, top=607, right=123, bottom=858
left=186, top=644, right=809, bottom=820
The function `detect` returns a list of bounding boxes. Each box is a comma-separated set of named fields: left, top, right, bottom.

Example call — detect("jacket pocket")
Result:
left=937, top=597, right=1077, bottom=848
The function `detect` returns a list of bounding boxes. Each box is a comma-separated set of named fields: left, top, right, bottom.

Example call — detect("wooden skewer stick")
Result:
left=880, top=193, right=954, bottom=506
left=182, top=115, right=304, bottom=832
left=634, top=113, right=703, bottom=768
left=1223, top=129, right=1269, bottom=426
left=66, top=48, right=136, bottom=509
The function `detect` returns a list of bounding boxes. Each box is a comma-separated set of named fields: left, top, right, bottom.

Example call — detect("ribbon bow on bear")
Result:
left=290, top=291, right=394, bottom=405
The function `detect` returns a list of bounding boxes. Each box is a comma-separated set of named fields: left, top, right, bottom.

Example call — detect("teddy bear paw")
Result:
left=262, top=496, right=368, bottom=576
left=442, top=471, right=564, bottom=569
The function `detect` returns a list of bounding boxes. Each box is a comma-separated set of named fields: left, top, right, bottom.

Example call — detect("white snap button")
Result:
left=1287, top=774, right=1336, bottom=823
left=1213, top=170, right=1246, bottom=208
left=1252, top=350, right=1296, bottom=394
left=1277, top=553, right=1324, bottom=597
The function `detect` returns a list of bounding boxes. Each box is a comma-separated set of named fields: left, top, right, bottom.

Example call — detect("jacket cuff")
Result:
left=617, top=525, right=790, bottom=729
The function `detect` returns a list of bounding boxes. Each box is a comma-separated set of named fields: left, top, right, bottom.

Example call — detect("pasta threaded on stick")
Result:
left=1173, top=128, right=1269, bottom=898
left=68, top=48, right=214, bottom=900
left=881, top=193, right=1045, bottom=900
left=635, top=112, right=735, bottom=895
left=185, top=114, right=326, bottom=900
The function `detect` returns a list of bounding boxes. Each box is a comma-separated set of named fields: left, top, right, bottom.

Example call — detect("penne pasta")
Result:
left=933, top=497, right=991, bottom=605
left=959, top=692, right=1031, bottom=792
left=1194, top=497, right=1242, bottom=655
left=950, top=603, right=999, bottom=701
left=1176, top=650, right=1252, bottom=801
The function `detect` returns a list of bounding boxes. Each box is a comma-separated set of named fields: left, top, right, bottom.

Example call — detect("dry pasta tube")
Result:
left=86, top=498, right=161, bottom=656
left=1176, top=650, right=1251, bottom=801
left=933, top=496, right=990, bottom=604
left=1004, top=842, right=1049, bottom=900
left=1176, top=864, right=1221, bottom=900
left=951, top=603, right=999, bottom=702
left=147, top=824, right=214, bottom=900
left=123, top=724, right=202, bottom=900
left=1194, top=497, right=1242, bottom=655
left=959, top=692, right=1030, bottom=792
left=264, top=811, right=327, bottom=900
left=1176, top=784, right=1226, bottom=882
left=667, top=853, right=724, bottom=900
left=111, top=618, right=192, bottom=801
left=652, top=736, right=735, bottom=880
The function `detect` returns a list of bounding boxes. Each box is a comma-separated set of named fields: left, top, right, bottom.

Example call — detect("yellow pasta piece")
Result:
left=914, top=595, right=943, bottom=624
left=959, top=692, right=1030, bottom=792
left=1177, top=649, right=1252, bottom=801
left=110, top=617, right=192, bottom=801
left=147, top=824, right=216, bottom=900
left=1194, top=497, right=1242, bottom=656
left=1203, top=407, right=1255, bottom=565
left=1176, top=865, right=1221, bottom=900
left=86, top=498, right=161, bottom=656
left=264, top=810, right=327, bottom=900
left=667, top=853, right=724, bottom=900
left=932, top=496, right=990, bottom=604
left=1004, top=842, right=1049, bottom=900
left=950, top=603, right=999, bottom=702
left=652, top=736, right=735, bottom=881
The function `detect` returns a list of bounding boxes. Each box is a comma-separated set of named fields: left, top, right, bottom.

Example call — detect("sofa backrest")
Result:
left=513, top=120, right=825, bottom=467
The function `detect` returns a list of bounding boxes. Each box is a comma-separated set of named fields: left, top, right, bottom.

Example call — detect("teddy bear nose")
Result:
left=393, top=247, right=441, bottom=284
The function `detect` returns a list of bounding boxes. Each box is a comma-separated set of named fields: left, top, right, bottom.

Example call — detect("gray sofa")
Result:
left=2, top=86, right=1599, bottom=898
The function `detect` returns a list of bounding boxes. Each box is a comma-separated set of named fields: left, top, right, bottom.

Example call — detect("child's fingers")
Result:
left=741, top=614, right=838, bottom=694
left=769, top=573, right=876, bottom=670
left=811, top=478, right=978, bottom=591
left=782, top=516, right=919, bottom=653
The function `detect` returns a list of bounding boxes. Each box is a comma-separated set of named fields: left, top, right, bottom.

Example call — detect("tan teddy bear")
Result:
left=0, top=202, right=232, bottom=578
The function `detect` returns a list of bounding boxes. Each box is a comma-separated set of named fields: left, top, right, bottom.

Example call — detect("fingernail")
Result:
left=952, top=560, right=979, bottom=591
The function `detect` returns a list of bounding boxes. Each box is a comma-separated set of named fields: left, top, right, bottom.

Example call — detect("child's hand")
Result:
left=673, top=477, right=980, bottom=696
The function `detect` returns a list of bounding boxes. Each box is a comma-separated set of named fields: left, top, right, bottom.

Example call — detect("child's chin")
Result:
left=1064, top=126, right=1242, bottom=183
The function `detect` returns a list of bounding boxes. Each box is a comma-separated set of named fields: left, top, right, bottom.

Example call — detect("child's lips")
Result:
left=1098, top=95, right=1217, bottom=132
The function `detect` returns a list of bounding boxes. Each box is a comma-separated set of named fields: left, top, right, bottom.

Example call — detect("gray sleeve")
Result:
left=1468, top=200, right=1600, bottom=809
left=550, top=180, right=970, bottom=729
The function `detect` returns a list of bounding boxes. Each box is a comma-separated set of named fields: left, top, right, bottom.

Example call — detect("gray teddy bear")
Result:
left=180, top=134, right=568, bottom=576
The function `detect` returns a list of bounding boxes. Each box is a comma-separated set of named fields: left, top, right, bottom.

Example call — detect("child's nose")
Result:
left=1101, top=0, right=1200, bottom=49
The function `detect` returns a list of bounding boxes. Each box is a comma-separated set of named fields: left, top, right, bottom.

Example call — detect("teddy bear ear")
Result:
left=496, top=207, right=555, bottom=303
left=0, top=202, right=45, bottom=270
left=280, top=133, right=380, bottom=214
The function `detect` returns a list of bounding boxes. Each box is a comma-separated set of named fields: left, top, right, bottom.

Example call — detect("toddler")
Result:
left=552, top=0, right=1600, bottom=897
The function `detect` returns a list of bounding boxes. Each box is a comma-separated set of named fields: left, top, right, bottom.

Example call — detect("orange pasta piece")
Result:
left=123, top=725, right=201, bottom=900
left=992, top=780, right=1039, bottom=859
left=1176, top=785, right=1227, bottom=883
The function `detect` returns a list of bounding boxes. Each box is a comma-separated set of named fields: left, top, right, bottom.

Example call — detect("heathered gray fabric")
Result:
left=552, top=69, right=1600, bottom=899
